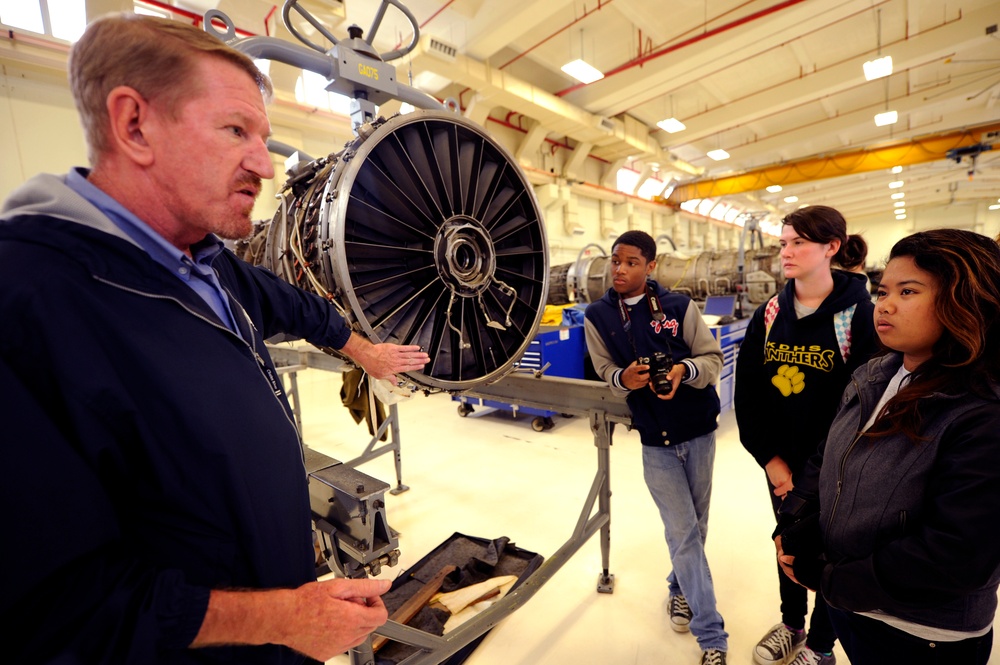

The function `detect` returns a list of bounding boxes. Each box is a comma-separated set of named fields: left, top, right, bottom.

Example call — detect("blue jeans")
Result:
left=642, top=433, right=728, bottom=651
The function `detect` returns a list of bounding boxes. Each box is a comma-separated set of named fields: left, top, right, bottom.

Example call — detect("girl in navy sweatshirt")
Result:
left=735, top=206, right=878, bottom=665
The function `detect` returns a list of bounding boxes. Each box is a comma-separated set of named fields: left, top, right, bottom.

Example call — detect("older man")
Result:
left=0, top=13, right=428, bottom=664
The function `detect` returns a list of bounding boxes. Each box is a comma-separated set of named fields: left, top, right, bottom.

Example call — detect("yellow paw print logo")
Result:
left=771, top=364, right=805, bottom=397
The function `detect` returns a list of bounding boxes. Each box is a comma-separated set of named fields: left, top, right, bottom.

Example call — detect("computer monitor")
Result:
left=703, top=294, right=737, bottom=317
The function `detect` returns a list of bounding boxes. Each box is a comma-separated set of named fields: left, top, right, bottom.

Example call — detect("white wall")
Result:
left=0, top=58, right=292, bottom=221
left=850, top=202, right=1000, bottom=269
left=1, top=62, right=87, bottom=200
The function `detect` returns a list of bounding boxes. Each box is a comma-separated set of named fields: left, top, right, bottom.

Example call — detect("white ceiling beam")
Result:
left=609, top=0, right=669, bottom=44
left=463, top=0, right=577, bottom=61
left=669, top=4, right=997, bottom=145
left=565, top=0, right=874, bottom=116
left=563, top=142, right=593, bottom=182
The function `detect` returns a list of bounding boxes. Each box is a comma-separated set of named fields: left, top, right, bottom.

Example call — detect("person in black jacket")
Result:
left=735, top=206, right=878, bottom=665
left=775, top=229, right=1000, bottom=665
left=0, top=13, right=429, bottom=665
left=585, top=231, right=729, bottom=665
left=834, top=233, right=871, bottom=295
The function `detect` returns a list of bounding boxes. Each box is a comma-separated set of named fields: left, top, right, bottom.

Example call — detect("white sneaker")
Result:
left=753, top=623, right=806, bottom=665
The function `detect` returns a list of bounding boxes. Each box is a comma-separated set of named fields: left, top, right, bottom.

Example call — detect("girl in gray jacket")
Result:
left=775, top=228, right=1000, bottom=665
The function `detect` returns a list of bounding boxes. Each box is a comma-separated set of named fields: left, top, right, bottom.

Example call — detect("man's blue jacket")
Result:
left=0, top=173, right=354, bottom=664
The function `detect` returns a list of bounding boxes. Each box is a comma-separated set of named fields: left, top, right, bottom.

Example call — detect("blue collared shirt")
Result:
left=66, top=168, right=242, bottom=337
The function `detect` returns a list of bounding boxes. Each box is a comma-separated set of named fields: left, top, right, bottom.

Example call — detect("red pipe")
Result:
left=264, top=5, right=277, bottom=37
left=498, top=0, right=614, bottom=71
left=620, top=0, right=892, bottom=117
left=419, top=0, right=458, bottom=29
left=393, top=0, right=456, bottom=50
left=427, top=1, right=615, bottom=110
left=555, top=0, right=809, bottom=97
left=485, top=114, right=611, bottom=164
left=140, top=0, right=256, bottom=38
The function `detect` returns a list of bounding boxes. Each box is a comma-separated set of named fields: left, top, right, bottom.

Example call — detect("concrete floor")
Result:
left=285, top=364, right=997, bottom=665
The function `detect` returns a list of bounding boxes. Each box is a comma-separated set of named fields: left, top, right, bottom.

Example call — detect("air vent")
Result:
left=427, top=37, right=458, bottom=62
left=598, top=116, right=616, bottom=132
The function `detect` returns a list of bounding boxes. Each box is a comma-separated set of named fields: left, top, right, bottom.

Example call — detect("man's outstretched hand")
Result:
left=342, top=333, right=431, bottom=380
left=193, top=577, right=392, bottom=661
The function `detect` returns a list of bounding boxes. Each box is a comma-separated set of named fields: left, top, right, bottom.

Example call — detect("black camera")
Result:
left=638, top=351, right=674, bottom=396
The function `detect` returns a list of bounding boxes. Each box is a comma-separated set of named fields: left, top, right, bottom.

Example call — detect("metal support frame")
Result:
left=736, top=212, right=767, bottom=319
left=267, top=344, right=409, bottom=494
left=266, top=344, right=632, bottom=665
left=366, top=372, right=631, bottom=665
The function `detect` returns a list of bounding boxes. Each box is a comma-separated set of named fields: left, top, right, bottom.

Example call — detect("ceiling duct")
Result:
left=426, top=37, right=458, bottom=62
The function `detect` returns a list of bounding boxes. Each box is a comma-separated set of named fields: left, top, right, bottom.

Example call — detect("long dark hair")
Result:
left=869, top=229, right=1000, bottom=440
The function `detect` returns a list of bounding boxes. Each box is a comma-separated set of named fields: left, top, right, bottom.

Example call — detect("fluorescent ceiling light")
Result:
left=989, top=204, right=1000, bottom=211
left=707, top=149, right=730, bottom=161
left=896, top=214, right=907, bottom=220
left=874, top=110, right=898, bottom=127
left=863, top=55, right=893, bottom=81
left=891, top=165, right=903, bottom=174
left=783, top=196, right=799, bottom=203
left=891, top=192, right=905, bottom=200
left=893, top=201, right=905, bottom=208
left=766, top=185, right=783, bottom=193
left=657, top=117, right=686, bottom=133
left=561, top=59, right=604, bottom=84
left=889, top=180, right=904, bottom=189
left=895, top=208, right=906, bottom=215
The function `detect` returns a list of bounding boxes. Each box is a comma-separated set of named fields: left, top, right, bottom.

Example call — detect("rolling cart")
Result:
left=454, top=325, right=585, bottom=431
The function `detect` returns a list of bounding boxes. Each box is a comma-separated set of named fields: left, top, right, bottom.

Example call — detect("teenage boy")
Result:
left=585, top=230, right=728, bottom=665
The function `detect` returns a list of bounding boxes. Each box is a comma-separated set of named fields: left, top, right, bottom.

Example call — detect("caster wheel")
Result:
left=531, top=417, right=545, bottom=432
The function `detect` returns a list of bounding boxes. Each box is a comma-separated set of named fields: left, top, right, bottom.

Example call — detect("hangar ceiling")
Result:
left=4, top=0, right=999, bottom=226
left=200, top=0, right=1000, bottom=226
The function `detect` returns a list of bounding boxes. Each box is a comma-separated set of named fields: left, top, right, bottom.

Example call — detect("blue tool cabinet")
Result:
left=709, top=317, right=749, bottom=410
left=454, top=326, right=584, bottom=431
